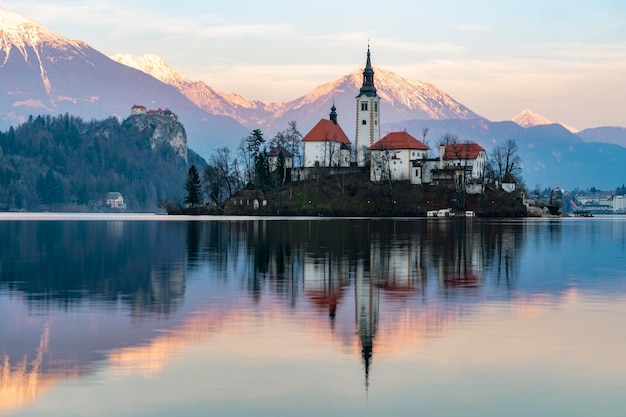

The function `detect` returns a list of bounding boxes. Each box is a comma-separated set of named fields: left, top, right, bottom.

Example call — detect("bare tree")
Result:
left=270, top=121, right=302, bottom=167
left=421, top=127, right=431, bottom=156
left=487, top=139, right=522, bottom=184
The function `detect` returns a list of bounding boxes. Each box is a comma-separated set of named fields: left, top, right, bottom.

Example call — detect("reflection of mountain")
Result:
left=193, top=219, right=526, bottom=383
left=0, top=217, right=570, bottom=412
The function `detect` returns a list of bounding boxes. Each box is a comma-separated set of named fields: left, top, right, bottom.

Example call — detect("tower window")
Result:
left=362, top=120, right=367, bottom=125
left=361, top=102, right=368, bottom=111
left=374, top=102, right=378, bottom=112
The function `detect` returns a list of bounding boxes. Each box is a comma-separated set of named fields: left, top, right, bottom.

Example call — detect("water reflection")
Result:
left=1, top=216, right=625, bottom=416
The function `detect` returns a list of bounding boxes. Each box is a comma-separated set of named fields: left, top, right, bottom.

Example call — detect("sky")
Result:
left=2, top=0, right=626, bottom=129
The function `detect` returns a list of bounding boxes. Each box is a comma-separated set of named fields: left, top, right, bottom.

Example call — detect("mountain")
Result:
left=112, top=54, right=481, bottom=140
left=513, top=109, right=578, bottom=133
left=577, top=126, right=626, bottom=147
left=384, top=117, right=626, bottom=190
left=0, top=7, right=249, bottom=157
left=111, top=53, right=274, bottom=128
left=513, top=109, right=552, bottom=128
left=2, top=8, right=625, bottom=191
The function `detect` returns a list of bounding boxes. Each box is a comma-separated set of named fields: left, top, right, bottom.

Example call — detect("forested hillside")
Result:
left=0, top=113, right=205, bottom=211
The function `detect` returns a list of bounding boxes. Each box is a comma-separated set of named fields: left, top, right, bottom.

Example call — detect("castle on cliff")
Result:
left=131, top=105, right=177, bottom=120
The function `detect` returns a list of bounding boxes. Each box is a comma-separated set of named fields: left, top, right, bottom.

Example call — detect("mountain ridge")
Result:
left=2, top=7, right=626, bottom=191
left=111, top=53, right=482, bottom=139
left=0, top=7, right=250, bottom=157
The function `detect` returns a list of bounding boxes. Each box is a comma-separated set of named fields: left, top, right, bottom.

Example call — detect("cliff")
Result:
left=122, top=114, right=188, bottom=162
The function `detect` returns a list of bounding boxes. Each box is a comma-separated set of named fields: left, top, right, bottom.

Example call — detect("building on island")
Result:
left=425, top=143, right=487, bottom=194
left=301, top=104, right=351, bottom=168
left=291, top=46, right=489, bottom=194
left=355, top=46, right=380, bottom=167
left=370, top=131, right=429, bottom=184
left=268, top=145, right=293, bottom=173
left=229, top=190, right=267, bottom=210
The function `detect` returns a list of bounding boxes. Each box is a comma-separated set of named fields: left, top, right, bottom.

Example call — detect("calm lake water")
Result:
left=1, top=214, right=625, bottom=417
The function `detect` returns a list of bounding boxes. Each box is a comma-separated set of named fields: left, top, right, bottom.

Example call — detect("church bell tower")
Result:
left=355, top=46, right=380, bottom=167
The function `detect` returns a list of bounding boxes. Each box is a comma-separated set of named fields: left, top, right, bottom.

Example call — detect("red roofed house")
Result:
left=369, top=131, right=429, bottom=184
left=441, top=142, right=487, bottom=181
left=423, top=142, right=487, bottom=193
left=302, top=105, right=351, bottom=168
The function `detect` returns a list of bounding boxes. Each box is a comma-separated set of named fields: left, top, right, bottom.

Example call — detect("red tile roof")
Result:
left=444, top=143, right=485, bottom=159
left=302, top=119, right=351, bottom=145
left=369, top=131, right=429, bottom=151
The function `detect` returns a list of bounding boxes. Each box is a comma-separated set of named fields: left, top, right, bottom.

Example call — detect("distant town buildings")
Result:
left=572, top=191, right=626, bottom=214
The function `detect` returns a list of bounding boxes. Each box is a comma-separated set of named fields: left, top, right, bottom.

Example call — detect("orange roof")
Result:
left=444, top=143, right=485, bottom=159
left=370, top=131, right=429, bottom=151
left=302, top=119, right=351, bottom=145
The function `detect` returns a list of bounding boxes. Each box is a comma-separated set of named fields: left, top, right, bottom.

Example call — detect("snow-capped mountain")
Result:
left=111, top=53, right=274, bottom=127
left=513, top=109, right=552, bottom=128
left=513, top=109, right=578, bottom=133
left=0, top=7, right=248, bottom=156
left=112, top=53, right=481, bottom=139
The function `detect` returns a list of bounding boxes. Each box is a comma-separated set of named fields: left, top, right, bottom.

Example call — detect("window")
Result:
left=361, top=102, right=368, bottom=111
left=374, top=102, right=378, bottom=112
left=362, top=120, right=367, bottom=125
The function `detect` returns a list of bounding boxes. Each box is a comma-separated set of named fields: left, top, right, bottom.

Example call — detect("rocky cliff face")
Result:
left=123, top=114, right=188, bottom=162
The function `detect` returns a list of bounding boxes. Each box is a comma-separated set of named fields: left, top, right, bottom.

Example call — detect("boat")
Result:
left=575, top=211, right=593, bottom=217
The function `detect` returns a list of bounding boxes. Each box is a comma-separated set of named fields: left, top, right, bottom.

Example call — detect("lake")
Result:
left=1, top=214, right=625, bottom=417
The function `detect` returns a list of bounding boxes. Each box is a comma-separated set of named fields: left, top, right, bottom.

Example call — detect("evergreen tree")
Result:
left=184, top=165, right=203, bottom=207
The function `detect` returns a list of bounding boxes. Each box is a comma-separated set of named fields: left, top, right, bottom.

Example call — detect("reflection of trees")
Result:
left=0, top=221, right=187, bottom=315
left=195, top=219, right=525, bottom=303
left=194, top=218, right=526, bottom=387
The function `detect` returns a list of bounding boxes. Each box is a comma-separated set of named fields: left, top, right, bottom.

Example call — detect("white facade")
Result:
left=614, top=195, right=625, bottom=212
left=303, top=141, right=350, bottom=168
left=355, top=96, right=380, bottom=166
left=370, top=148, right=428, bottom=183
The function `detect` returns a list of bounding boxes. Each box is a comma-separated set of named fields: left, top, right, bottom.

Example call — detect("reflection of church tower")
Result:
left=355, top=46, right=380, bottom=167
left=354, top=254, right=379, bottom=389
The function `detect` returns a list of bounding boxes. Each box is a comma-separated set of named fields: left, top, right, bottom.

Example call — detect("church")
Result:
left=297, top=46, right=486, bottom=190
left=301, top=46, right=380, bottom=169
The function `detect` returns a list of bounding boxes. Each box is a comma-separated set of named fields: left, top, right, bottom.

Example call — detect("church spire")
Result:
left=357, top=45, right=377, bottom=97
left=329, top=102, right=338, bottom=124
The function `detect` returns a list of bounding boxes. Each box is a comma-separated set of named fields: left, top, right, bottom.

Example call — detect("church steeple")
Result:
left=357, top=46, right=377, bottom=97
left=329, top=103, right=338, bottom=124
left=355, top=45, right=380, bottom=166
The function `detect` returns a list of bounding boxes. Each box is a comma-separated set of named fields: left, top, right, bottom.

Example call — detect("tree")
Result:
left=184, top=165, right=203, bottom=207
left=36, top=168, right=64, bottom=205
left=486, top=139, right=522, bottom=184
left=270, top=121, right=302, bottom=167
left=203, top=164, right=223, bottom=206
left=239, top=129, right=265, bottom=188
